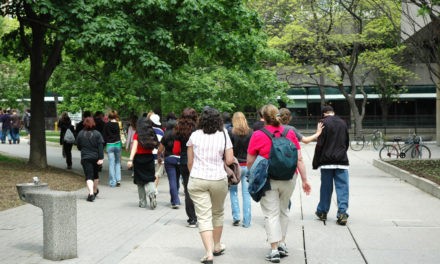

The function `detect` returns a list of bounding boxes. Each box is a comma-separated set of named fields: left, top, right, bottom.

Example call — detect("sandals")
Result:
left=213, top=243, right=226, bottom=256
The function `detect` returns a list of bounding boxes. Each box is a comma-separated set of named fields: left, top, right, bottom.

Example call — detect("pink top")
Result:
left=247, top=125, right=301, bottom=159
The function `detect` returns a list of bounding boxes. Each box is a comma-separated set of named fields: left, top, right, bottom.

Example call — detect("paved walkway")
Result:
left=0, top=140, right=440, bottom=264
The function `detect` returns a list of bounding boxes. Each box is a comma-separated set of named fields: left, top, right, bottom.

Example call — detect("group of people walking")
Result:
left=55, top=104, right=350, bottom=264
left=0, top=108, right=30, bottom=144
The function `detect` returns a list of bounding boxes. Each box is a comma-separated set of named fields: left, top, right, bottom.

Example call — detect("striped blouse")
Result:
left=187, top=128, right=233, bottom=180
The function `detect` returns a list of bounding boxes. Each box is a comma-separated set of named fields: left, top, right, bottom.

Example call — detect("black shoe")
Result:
left=233, top=220, right=240, bottom=226
left=116, top=182, right=121, bottom=187
left=87, top=194, right=95, bottom=202
left=67, top=165, right=72, bottom=169
left=315, top=211, right=327, bottom=221
left=187, top=220, right=197, bottom=228
left=94, top=189, right=99, bottom=198
left=337, top=214, right=348, bottom=225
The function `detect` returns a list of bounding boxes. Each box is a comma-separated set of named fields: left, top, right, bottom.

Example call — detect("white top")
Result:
left=187, top=128, right=233, bottom=180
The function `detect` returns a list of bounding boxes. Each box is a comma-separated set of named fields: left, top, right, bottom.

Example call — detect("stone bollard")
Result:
left=16, top=179, right=77, bottom=261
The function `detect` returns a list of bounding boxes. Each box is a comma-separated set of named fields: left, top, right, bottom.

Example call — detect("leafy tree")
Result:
left=1, top=0, right=277, bottom=168
left=250, top=0, right=406, bottom=135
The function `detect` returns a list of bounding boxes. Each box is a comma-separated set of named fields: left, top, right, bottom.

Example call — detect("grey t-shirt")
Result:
left=284, top=125, right=303, bottom=142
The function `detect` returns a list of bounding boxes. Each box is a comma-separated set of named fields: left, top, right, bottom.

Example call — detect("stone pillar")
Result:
left=16, top=183, right=77, bottom=260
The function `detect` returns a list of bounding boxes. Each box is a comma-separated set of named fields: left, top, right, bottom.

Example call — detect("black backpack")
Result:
left=261, top=127, right=298, bottom=180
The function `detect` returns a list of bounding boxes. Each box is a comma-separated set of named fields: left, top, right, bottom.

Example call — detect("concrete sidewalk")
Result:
left=0, top=140, right=440, bottom=264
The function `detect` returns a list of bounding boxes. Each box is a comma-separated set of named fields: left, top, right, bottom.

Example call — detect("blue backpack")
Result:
left=261, top=127, right=298, bottom=180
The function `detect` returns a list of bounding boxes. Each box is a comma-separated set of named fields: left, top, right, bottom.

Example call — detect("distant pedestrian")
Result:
left=58, top=112, right=75, bottom=169
left=103, top=110, right=122, bottom=187
left=9, top=109, right=21, bottom=144
left=22, top=108, right=31, bottom=139
left=228, top=112, right=253, bottom=228
left=149, top=113, right=164, bottom=194
left=127, top=117, right=159, bottom=209
left=252, top=108, right=265, bottom=131
left=76, top=117, right=105, bottom=202
left=157, top=119, right=181, bottom=209
left=174, top=108, right=198, bottom=227
left=279, top=108, right=323, bottom=144
left=187, top=107, right=233, bottom=264
left=0, top=109, right=12, bottom=144
left=247, top=104, right=311, bottom=263
left=313, top=105, right=350, bottom=225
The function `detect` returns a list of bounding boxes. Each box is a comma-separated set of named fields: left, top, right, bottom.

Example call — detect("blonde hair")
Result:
left=279, top=108, right=292, bottom=125
left=231, top=112, right=251, bottom=136
left=261, top=104, right=281, bottom=126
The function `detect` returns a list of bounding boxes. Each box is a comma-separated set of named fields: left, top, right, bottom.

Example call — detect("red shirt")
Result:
left=133, top=133, right=153, bottom=154
left=247, top=125, right=301, bottom=159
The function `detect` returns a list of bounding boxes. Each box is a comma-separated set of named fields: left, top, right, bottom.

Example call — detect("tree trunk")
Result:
left=28, top=23, right=48, bottom=168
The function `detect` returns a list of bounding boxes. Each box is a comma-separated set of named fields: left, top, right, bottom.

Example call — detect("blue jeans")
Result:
left=1, top=128, right=10, bottom=143
left=317, top=168, right=349, bottom=217
left=10, top=128, right=20, bottom=143
left=229, top=166, right=251, bottom=227
left=107, top=143, right=122, bottom=187
left=164, top=156, right=181, bottom=206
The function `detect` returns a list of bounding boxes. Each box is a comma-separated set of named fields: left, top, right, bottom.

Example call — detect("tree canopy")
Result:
left=0, top=0, right=285, bottom=167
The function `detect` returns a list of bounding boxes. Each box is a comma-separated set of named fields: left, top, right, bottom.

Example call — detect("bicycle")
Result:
left=350, top=129, right=384, bottom=151
left=379, top=134, right=431, bottom=160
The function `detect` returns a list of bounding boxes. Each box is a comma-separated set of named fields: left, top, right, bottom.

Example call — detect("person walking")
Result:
left=279, top=108, right=323, bottom=144
left=187, top=107, right=234, bottom=264
left=9, top=109, right=21, bottom=144
left=22, top=108, right=31, bottom=140
left=58, top=112, right=75, bottom=169
left=228, top=112, right=253, bottom=228
left=174, top=108, right=198, bottom=227
left=0, top=109, right=12, bottom=144
left=157, top=119, right=181, bottom=209
left=76, top=117, right=105, bottom=202
left=126, top=117, right=159, bottom=209
left=150, top=113, right=164, bottom=194
left=247, top=104, right=311, bottom=263
left=313, top=105, right=350, bottom=225
left=103, top=110, right=122, bottom=187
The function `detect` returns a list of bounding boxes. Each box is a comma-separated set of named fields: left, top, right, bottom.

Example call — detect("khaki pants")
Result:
left=188, top=177, right=228, bottom=232
left=260, top=176, right=297, bottom=243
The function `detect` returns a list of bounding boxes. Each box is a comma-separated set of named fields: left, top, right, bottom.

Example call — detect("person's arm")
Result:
left=301, top=122, right=324, bottom=144
left=127, top=140, right=138, bottom=169
left=157, top=143, right=165, bottom=164
left=246, top=154, right=257, bottom=170
left=224, top=148, right=234, bottom=165
left=187, top=145, right=194, bottom=172
left=296, top=150, right=311, bottom=195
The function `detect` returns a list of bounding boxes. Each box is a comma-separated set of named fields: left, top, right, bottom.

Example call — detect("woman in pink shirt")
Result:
left=247, top=104, right=311, bottom=263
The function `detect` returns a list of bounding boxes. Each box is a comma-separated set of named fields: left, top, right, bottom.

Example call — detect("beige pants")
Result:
left=260, top=175, right=297, bottom=243
left=188, top=177, right=228, bottom=232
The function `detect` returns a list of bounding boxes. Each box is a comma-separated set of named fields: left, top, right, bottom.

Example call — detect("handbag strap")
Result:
left=222, top=130, right=226, bottom=161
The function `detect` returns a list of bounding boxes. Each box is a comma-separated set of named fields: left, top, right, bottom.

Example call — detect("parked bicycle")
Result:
left=350, top=129, right=384, bottom=151
left=379, top=134, right=431, bottom=160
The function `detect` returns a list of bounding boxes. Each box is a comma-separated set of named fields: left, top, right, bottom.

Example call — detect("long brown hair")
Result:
left=175, top=108, right=198, bottom=142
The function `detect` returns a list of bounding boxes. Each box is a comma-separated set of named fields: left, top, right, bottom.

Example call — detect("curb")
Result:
left=373, top=159, right=440, bottom=199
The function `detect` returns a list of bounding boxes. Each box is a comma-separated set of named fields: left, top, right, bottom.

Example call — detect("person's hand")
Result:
left=302, top=181, right=311, bottom=195
left=127, top=160, right=133, bottom=169
left=316, top=122, right=324, bottom=135
left=97, top=159, right=104, bottom=165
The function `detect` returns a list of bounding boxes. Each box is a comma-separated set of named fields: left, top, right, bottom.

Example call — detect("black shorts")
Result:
left=81, top=159, right=100, bottom=181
